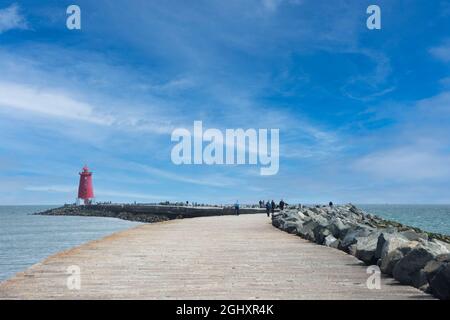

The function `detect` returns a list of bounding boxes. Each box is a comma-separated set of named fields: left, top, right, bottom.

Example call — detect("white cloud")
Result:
left=25, top=185, right=170, bottom=201
left=430, top=40, right=450, bottom=62
left=0, top=4, right=28, bottom=34
left=25, top=185, right=77, bottom=193
left=415, top=91, right=450, bottom=117
left=134, top=163, right=237, bottom=187
left=261, top=0, right=302, bottom=12
left=439, top=77, right=450, bottom=87
left=143, top=77, right=196, bottom=94
left=341, top=50, right=394, bottom=101
left=354, top=147, right=450, bottom=181
left=0, top=82, right=114, bottom=125
left=262, top=0, right=283, bottom=11
left=350, top=88, right=450, bottom=189
left=0, top=81, right=174, bottom=134
left=95, top=190, right=171, bottom=201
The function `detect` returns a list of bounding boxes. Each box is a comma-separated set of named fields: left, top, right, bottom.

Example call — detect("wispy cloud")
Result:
left=25, top=185, right=77, bottom=193
left=24, top=185, right=171, bottom=201
left=261, top=0, right=303, bottom=12
left=261, top=0, right=283, bottom=11
left=0, top=81, right=175, bottom=134
left=135, top=163, right=237, bottom=188
left=353, top=147, right=450, bottom=182
left=0, top=82, right=114, bottom=125
left=352, top=89, right=450, bottom=183
left=430, top=39, right=450, bottom=62
left=0, top=4, right=28, bottom=34
left=95, top=190, right=171, bottom=201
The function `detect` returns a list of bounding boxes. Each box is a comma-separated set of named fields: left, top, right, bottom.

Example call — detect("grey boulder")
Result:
left=425, top=254, right=450, bottom=300
left=392, top=245, right=445, bottom=288
left=328, top=217, right=349, bottom=239
left=324, top=235, right=340, bottom=248
left=339, top=227, right=373, bottom=252
left=353, top=232, right=381, bottom=265
left=282, top=220, right=300, bottom=234
left=296, top=220, right=318, bottom=241
left=400, top=230, right=429, bottom=241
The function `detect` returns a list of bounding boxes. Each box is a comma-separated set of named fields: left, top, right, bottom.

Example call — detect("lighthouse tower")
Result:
left=77, top=165, right=95, bottom=205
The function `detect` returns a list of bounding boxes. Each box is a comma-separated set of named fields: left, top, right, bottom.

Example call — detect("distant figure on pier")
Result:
left=279, top=199, right=285, bottom=211
left=234, top=201, right=240, bottom=216
left=329, top=201, right=334, bottom=207
left=259, top=200, right=263, bottom=208
left=265, top=201, right=271, bottom=217
left=271, top=200, right=276, bottom=214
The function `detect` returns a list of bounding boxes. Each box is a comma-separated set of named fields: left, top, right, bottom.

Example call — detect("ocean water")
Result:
left=0, top=206, right=142, bottom=282
left=359, top=204, right=450, bottom=236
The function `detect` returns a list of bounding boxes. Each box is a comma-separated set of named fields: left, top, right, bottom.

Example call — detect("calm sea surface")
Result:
left=0, top=205, right=449, bottom=283
left=0, top=205, right=141, bottom=282
left=359, top=204, right=450, bottom=236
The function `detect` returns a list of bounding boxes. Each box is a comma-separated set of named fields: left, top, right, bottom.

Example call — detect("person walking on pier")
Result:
left=234, top=201, right=240, bottom=216
left=279, top=199, right=285, bottom=211
left=271, top=200, right=276, bottom=215
left=265, top=200, right=271, bottom=217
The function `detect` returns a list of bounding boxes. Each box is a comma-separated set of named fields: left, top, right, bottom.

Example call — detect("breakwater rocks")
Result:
left=272, top=204, right=450, bottom=300
left=36, top=204, right=266, bottom=223
left=36, top=205, right=170, bottom=223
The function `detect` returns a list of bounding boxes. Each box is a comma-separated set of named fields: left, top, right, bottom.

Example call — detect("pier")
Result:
left=34, top=204, right=269, bottom=222
left=0, top=214, right=432, bottom=299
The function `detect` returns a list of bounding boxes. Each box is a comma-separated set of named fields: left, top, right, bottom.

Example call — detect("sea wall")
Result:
left=36, top=204, right=267, bottom=223
left=272, top=204, right=450, bottom=300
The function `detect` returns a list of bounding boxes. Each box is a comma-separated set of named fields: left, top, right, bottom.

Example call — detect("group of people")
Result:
left=233, top=200, right=334, bottom=217
left=258, top=199, right=286, bottom=217
left=233, top=199, right=287, bottom=217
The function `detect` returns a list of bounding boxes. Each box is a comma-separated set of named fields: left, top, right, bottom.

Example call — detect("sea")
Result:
left=0, top=204, right=449, bottom=283
left=359, top=204, right=450, bottom=235
left=0, top=205, right=142, bottom=282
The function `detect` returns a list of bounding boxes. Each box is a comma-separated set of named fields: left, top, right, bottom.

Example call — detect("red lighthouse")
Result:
left=77, top=165, right=95, bottom=205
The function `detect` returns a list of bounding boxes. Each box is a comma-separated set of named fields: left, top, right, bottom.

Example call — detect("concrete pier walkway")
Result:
left=0, top=214, right=432, bottom=299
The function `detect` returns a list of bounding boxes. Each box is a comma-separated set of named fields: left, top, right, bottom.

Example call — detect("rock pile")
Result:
left=272, top=204, right=450, bottom=300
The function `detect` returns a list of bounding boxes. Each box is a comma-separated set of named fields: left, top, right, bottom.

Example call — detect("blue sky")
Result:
left=0, top=0, right=449, bottom=205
